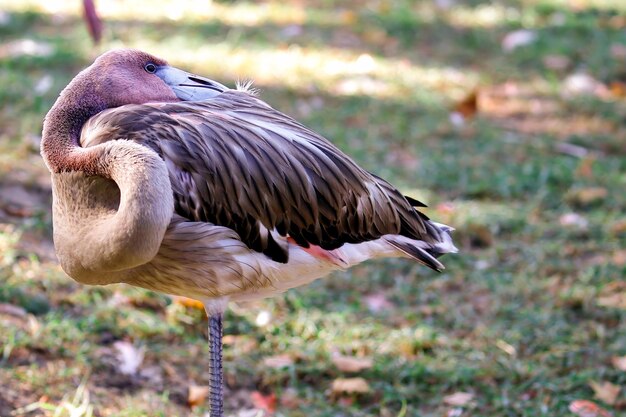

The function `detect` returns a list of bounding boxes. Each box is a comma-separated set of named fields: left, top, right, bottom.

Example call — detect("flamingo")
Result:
left=41, top=49, right=457, bottom=416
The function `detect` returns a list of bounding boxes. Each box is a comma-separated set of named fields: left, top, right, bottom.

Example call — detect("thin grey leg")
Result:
left=208, top=313, right=224, bottom=417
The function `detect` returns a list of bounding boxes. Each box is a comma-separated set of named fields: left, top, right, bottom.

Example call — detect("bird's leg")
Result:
left=208, top=313, right=223, bottom=417
left=203, top=298, right=228, bottom=417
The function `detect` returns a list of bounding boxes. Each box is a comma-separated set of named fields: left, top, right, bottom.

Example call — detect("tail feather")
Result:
left=385, top=221, right=458, bottom=272
left=385, top=238, right=444, bottom=271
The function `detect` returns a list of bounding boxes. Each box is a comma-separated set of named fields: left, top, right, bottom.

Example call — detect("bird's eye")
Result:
left=144, top=63, right=157, bottom=74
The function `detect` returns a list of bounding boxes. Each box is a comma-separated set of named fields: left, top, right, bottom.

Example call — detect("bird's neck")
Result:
left=41, top=79, right=106, bottom=174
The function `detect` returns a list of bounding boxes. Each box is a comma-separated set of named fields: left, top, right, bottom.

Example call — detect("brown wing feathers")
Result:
left=81, top=91, right=435, bottom=263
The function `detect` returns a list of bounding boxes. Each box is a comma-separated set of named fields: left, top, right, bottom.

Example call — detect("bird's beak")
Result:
left=155, top=66, right=228, bottom=101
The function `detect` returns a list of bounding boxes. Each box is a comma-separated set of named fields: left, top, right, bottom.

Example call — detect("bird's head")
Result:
left=62, top=49, right=228, bottom=111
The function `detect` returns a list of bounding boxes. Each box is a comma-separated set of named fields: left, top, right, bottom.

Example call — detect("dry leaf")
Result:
left=363, top=293, right=394, bottom=313
left=27, top=315, right=41, bottom=337
left=502, top=30, right=537, bottom=52
left=251, top=391, right=277, bottom=414
left=612, top=250, right=626, bottom=267
left=590, top=381, right=621, bottom=405
left=173, top=296, right=205, bottom=310
left=263, top=354, right=294, bottom=369
left=559, top=213, right=589, bottom=230
left=555, top=142, right=591, bottom=158
left=443, top=392, right=474, bottom=407
left=609, top=81, right=626, bottom=98
left=113, top=341, right=145, bottom=375
left=331, top=377, right=371, bottom=394
left=563, top=73, right=606, bottom=97
left=569, top=399, right=612, bottom=417
left=332, top=355, right=373, bottom=373
left=597, top=282, right=626, bottom=310
left=597, top=293, right=626, bottom=309
left=566, top=187, right=608, bottom=206
left=187, top=385, right=209, bottom=407
left=496, top=340, right=516, bottom=356
left=0, top=303, right=27, bottom=318
left=611, top=356, right=626, bottom=371
left=453, top=90, right=479, bottom=119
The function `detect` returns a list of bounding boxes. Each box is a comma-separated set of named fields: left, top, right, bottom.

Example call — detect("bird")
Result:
left=41, top=49, right=457, bottom=417
left=82, top=0, right=102, bottom=44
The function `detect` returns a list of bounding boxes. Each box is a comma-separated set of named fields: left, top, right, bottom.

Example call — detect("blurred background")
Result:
left=0, top=0, right=625, bottom=416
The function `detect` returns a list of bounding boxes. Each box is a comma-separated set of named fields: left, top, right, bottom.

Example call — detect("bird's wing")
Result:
left=81, top=90, right=436, bottom=263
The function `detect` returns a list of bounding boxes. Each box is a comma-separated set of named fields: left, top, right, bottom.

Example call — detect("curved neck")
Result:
left=41, top=73, right=106, bottom=173
left=43, top=85, right=174, bottom=285
left=50, top=142, right=174, bottom=284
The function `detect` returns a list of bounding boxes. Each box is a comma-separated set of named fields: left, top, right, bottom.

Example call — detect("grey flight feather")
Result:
left=81, top=90, right=436, bottom=263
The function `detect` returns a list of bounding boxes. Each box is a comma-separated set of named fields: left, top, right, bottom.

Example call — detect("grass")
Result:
left=0, top=0, right=625, bottom=416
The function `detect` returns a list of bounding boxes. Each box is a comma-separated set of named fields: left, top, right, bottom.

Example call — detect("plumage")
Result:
left=41, top=49, right=457, bottom=417
left=80, top=91, right=439, bottom=263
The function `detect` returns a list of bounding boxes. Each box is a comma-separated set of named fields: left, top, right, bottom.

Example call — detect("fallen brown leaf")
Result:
left=597, top=293, right=626, bottom=309
left=173, top=296, right=205, bottom=311
left=0, top=303, right=27, bottom=318
left=563, top=73, right=607, bottom=97
left=251, top=391, right=276, bottom=414
left=597, top=282, right=626, bottom=310
left=559, top=213, right=589, bottom=230
left=363, top=293, right=394, bottom=313
left=113, top=341, right=145, bottom=376
left=569, top=399, right=612, bottom=417
left=331, top=377, right=371, bottom=394
left=612, top=250, right=626, bottom=267
left=453, top=90, right=479, bottom=119
left=263, top=354, right=294, bottom=369
left=590, top=381, right=621, bottom=405
left=566, top=187, right=608, bottom=207
left=609, top=81, right=626, bottom=98
left=332, top=354, right=373, bottom=373
left=443, top=392, right=474, bottom=407
left=187, top=385, right=209, bottom=407
left=611, top=356, right=626, bottom=371
left=501, top=29, right=537, bottom=52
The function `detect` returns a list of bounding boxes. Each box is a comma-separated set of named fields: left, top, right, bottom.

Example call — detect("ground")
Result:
left=0, top=0, right=625, bottom=416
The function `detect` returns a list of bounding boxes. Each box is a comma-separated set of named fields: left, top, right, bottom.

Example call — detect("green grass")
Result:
left=0, top=1, right=625, bottom=416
